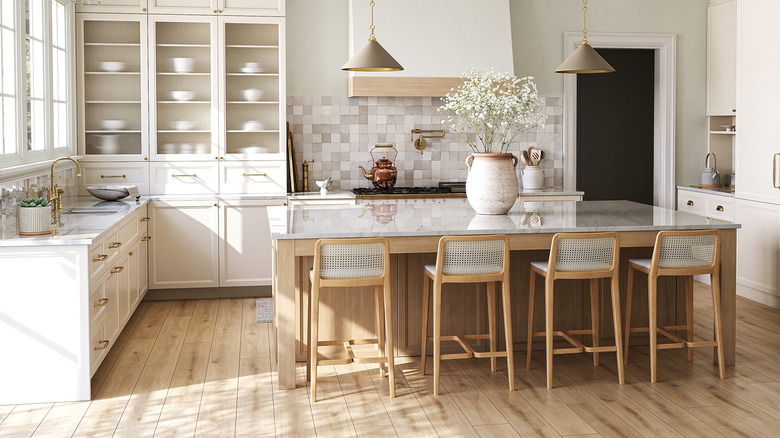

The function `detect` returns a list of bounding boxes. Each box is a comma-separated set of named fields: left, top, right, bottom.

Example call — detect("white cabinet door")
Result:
left=148, top=0, right=217, bottom=15
left=77, top=14, right=149, bottom=161
left=77, top=2, right=149, bottom=21
left=149, top=200, right=220, bottom=288
left=737, top=0, right=780, bottom=203
left=219, top=0, right=284, bottom=16
left=149, top=15, right=219, bottom=161
left=707, top=0, right=737, bottom=116
left=736, top=198, right=780, bottom=300
left=219, top=199, right=285, bottom=286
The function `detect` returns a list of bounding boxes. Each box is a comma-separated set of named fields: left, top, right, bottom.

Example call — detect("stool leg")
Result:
left=685, top=275, right=694, bottom=362
left=306, top=275, right=312, bottom=383
left=527, top=270, right=536, bottom=370
left=383, top=280, right=397, bottom=397
left=310, top=280, right=321, bottom=403
left=545, top=276, right=555, bottom=389
left=649, top=275, right=658, bottom=384
left=711, top=272, right=726, bottom=380
left=433, top=277, right=443, bottom=395
left=590, top=278, right=600, bottom=367
left=487, top=281, right=497, bottom=372
left=611, top=273, right=626, bottom=385
left=375, top=285, right=387, bottom=377
left=623, top=267, right=635, bottom=365
left=421, top=275, right=430, bottom=376
left=502, top=279, right=515, bottom=391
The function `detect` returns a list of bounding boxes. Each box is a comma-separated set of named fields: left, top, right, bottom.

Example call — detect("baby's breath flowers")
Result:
left=438, top=68, right=546, bottom=153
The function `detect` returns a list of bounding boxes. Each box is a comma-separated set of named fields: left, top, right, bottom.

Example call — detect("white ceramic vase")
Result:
left=18, top=206, right=51, bottom=236
left=521, top=165, right=545, bottom=190
left=465, top=153, right=519, bottom=215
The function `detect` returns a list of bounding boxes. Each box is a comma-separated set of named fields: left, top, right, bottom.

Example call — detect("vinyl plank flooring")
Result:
left=131, top=300, right=173, bottom=339
left=0, top=404, right=52, bottom=438
left=235, top=358, right=275, bottom=437
left=184, top=299, right=220, bottom=344
left=30, top=402, right=90, bottom=438
left=146, top=316, right=191, bottom=365
left=114, top=364, right=175, bottom=436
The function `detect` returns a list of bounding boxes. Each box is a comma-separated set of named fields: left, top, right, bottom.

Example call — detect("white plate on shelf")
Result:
left=170, top=90, right=195, bottom=101
left=240, top=67, right=265, bottom=73
left=100, top=61, right=125, bottom=72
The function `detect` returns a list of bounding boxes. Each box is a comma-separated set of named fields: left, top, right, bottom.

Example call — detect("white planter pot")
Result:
left=18, top=206, right=52, bottom=236
left=465, top=153, right=519, bottom=215
left=521, top=166, right=545, bottom=190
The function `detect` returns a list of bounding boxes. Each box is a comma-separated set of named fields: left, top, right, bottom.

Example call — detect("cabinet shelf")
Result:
left=157, top=130, right=211, bottom=133
left=225, top=44, right=278, bottom=49
left=157, top=72, right=211, bottom=76
left=85, top=130, right=142, bottom=133
left=226, top=101, right=279, bottom=104
left=157, top=100, right=211, bottom=104
left=226, top=73, right=279, bottom=77
left=86, top=72, right=141, bottom=75
left=226, top=130, right=279, bottom=133
left=84, top=42, right=140, bottom=47
left=156, top=43, right=210, bottom=48
left=710, top=131, right=736, bottom=135
left=85, top=100, right=142, bottom=104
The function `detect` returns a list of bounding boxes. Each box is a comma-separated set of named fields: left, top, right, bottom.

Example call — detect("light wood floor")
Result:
left=3, top=283, right=780, bottom=437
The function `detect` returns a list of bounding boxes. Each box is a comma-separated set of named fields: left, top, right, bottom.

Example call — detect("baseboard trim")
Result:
left=144, top=286, right=272, bottom=300
left=737, top=283, right=780, bottom=309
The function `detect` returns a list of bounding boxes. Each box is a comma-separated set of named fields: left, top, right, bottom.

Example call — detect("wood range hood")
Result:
left=346, top=0, right=512, bottom=97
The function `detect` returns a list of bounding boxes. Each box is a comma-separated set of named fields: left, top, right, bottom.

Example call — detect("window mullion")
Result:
left=44, top=0, right=52, bottom=158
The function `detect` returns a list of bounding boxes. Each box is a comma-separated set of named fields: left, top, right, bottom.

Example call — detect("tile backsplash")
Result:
left=0, top=167, right=78, bottom=238
left=288, top=96, right=563, bottom=191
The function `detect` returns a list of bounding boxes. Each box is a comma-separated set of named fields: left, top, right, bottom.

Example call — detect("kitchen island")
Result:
left=269, top=200, right=740, bottom=389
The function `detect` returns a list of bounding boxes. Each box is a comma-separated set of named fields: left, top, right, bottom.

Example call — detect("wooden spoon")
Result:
left=521, top=150, right=530, bottom=165
left=528, top=147, right=539, bottom=166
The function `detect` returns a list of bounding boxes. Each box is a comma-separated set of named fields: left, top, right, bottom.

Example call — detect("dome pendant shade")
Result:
left=555, top=41, right=615, bottom=74
left=342, top=38, right=404, bottom=72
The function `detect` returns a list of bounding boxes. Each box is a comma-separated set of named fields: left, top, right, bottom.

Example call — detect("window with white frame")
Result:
left=0, top=0, right=73, bottom=165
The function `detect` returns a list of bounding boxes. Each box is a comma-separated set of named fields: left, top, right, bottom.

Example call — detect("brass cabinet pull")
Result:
left=109, top=242, right=122, bottom=249
left=142, top=235, right=152, bottom=241
left=93, top=254, right=108, bottom=262
left=101, top=174, right=126, bottom=179
left=172, top=174, right=197, bottom=178
left=110, top=266, right=124, bottom=274
left=140, top=217, right=150, bottom=222
left=716, top=205, right=724, bottom=212
left=687, top=200, right=694, bottom=206
left=243, top=173, right=267, bottom=177
left=94, top=297, right=109, bottom=308
left=774, top=153, right=780, bottom=189
left=94, top=339, right=110, bottom=351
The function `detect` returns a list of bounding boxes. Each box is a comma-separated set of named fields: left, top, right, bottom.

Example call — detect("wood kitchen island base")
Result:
left=271, top=201, right=738, bottom=389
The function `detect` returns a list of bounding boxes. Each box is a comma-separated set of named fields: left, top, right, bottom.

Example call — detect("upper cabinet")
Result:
left=77, top=14, right=149, bottom=161
left=148, top=0, right=284, bottom=16
left=706, top=0, right=737, bottom=116
left=77, top=0, right=148, bottom=14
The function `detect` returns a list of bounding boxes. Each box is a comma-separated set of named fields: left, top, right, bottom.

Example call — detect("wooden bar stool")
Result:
left=307, top=237, right=395, bottom=402
left=623, top=229, right=725, bottom=383
left=420, top=235, right=514, bottom=395
left=526, top=232, right=625, bottom=389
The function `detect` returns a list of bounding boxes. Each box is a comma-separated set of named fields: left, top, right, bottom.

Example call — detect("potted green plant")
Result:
left=18, top=197, right=52, bottom=236
left=438, top=68, right=546, bottom=214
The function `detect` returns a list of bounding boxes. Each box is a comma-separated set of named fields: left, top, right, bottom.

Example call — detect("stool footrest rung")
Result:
left=583, top=345, right=618, bottom=353
left=425, top=334, right=506, bottom=361
left=314, top=338, right=385, bottom=367
left=532, top=330, right=620, bottom=356
left=656, top=343, right=686, bottom=350
left=657, top=328, right=686, bottom=344
left=687, top=341, right=718, bottom=348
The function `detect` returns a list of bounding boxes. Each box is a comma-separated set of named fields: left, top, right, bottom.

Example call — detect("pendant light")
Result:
left=342, top=0, right=403, bottom=72
left=555, top=0, right=614, bottom=74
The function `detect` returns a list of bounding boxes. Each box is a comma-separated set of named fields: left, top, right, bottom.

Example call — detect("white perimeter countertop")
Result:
left=269, top=200, right=740, bottom=240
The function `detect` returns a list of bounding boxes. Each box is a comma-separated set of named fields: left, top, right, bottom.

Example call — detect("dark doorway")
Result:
left=576, top=48, right=655, bottom=204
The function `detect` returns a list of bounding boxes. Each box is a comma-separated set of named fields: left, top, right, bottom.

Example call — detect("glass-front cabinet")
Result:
left=77, top=14, right=149, bottom=161
left=149, top=15, right=218, bottom=161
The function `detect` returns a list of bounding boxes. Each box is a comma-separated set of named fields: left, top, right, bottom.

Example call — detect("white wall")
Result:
left=286, top=0, right=710, bottom=187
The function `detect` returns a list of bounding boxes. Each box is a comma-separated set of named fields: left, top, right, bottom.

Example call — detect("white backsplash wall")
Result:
left=0, top=167, right=79, bottom=238
left=288, top=96, right=563, bottom=191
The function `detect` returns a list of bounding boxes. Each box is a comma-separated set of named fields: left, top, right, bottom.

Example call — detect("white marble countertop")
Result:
left=0, top=197, right=150, bottom=247
left=269, top=200, right=740, bottom=240
left=287, top=191, right=356, bottom=200
left=677, top=185, right=735, bottom=197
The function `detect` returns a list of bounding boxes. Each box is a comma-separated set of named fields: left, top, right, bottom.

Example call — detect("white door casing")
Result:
left=562, top=32, right=677, bottom=209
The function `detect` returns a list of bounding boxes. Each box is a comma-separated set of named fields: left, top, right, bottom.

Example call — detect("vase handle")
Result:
left=511, top=154, right=519, bottom=168
left=465, top=155, right=474, bottom=170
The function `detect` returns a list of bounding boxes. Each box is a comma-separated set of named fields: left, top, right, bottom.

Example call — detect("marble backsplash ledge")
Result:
left=0, top=168, right=79, bottom=238
left=288, top=96, right=563, bottom=191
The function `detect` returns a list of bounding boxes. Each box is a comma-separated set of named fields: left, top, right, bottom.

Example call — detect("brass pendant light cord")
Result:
left=581, top=0, right=589, bottom=44
left=369, top=0, right=376, bottom=41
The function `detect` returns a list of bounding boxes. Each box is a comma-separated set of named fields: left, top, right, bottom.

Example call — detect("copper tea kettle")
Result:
left=359, top=144, right=398, bottom=189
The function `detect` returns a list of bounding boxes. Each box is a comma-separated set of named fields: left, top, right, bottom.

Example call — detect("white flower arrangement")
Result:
left=438, top=68, right=546, bottom=153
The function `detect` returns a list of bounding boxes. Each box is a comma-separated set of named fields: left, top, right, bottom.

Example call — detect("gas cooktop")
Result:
left=352, top=187, right=453, bottom=196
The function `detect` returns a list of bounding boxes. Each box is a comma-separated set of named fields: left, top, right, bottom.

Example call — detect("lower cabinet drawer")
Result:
left=677, top=192, right=707, bottom=216
left=89, top=318, right=112, bottom=373
left=706, top=197, right=735, bottom=221
left=88, top=276, right=111, bottom=323
left=150, top=162, right=219, bottom=195
left=220, top=161, right=286, bottom=194
left=88, top=237, right=107, bottom=285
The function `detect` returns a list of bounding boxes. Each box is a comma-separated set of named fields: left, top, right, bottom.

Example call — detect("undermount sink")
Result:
left=61, top=208, right=119, bottom=215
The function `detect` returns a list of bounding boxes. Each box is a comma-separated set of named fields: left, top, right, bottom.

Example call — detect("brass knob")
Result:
left=94, top=339, right=110, bottom=351
left=110, top=266, right=124, bottom=274
left=94, top=297, right=109, bottom=307
left=143, top=8, right=147, bottom=11
left=93, top=254, right=108, bottom=262
left=716, top=205, right=724, bottom=211
left=129, top=251, right=134, bottom=256
left=687, top=200, right=694, bottom=206
left=144, top=157, right=148, bottom=160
